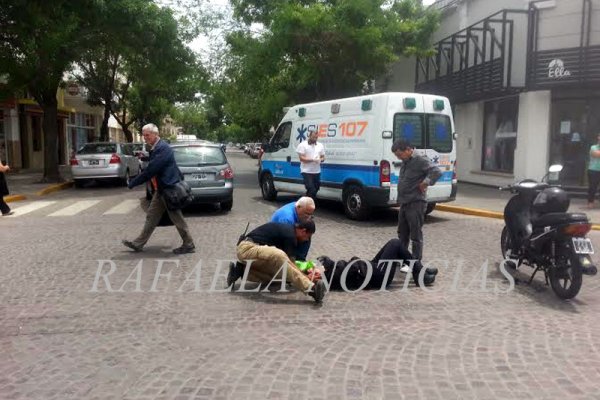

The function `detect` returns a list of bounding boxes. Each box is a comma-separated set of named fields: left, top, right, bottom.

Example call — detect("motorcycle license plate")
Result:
left=572, top=237, right=594, bottom=254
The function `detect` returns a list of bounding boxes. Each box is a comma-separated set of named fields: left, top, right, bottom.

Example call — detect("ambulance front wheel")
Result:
left=261, top=173, right=277, bottom=201
left=343, top=185, right=371, bottom=220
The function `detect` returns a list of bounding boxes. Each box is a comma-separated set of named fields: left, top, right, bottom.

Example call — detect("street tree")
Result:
left=219, top=0, right=439, bottom=138
left=0, top=0, right=98, bottom=181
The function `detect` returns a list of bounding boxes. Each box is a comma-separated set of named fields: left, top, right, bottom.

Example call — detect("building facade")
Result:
left=0, top=82, right=129, bottom=171
left=381, top=0, right=600, bottom=188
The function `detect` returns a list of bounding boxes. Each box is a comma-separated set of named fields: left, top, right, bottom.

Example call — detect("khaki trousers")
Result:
left=236, top=240, right=313, bottom=292
left=133, top=192, right=194, bottom=248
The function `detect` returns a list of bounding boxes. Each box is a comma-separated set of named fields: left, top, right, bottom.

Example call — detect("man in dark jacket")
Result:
left=228, top=220, right=327, bottom=303
left=392, top=139, right=442, bottom=260
left=122, top=123, right=195, bottom=254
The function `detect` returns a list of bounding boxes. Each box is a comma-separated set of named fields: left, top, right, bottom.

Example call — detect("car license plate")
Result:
left=573, top=237, right=594, bottom=254
left=190, top=173, right=211, bottom=180
left=88, top=159, right=100, bottom=166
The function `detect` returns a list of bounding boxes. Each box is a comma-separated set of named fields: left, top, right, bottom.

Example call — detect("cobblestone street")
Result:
left=2, top=151, right=600, bottom=400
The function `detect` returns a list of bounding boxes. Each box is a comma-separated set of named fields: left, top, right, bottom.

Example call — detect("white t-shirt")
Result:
left=296, top=140, right=325, bottom=174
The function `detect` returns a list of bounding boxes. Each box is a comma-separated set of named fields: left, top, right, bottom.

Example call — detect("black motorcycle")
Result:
left=500, top=165, right=597, bottom=300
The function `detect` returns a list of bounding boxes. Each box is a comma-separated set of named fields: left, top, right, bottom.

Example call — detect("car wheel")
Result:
left=342, top=184, right=371, bottom=220
left=220, top=199, right=233, bottom=212
left=261, top=173, right=277, bottom=201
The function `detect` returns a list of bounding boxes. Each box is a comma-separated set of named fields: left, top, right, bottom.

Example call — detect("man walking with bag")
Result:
left=122, top=123, right=195, bottom=254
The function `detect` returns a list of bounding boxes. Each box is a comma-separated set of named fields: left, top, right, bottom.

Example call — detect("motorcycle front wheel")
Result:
left=500, top=226, right=517, bottom=269
left=549, top=247, right=583, bottom=300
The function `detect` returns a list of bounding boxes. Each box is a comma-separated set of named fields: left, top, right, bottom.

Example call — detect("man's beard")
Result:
left=308, top=138, right=317, bottom=144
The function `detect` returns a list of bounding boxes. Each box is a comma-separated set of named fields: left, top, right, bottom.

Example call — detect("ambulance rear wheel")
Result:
left=261, top=173, right=277, bottom=201
left=425, top=202, right=436, bottom=215
left=343, top=185, right=371, bottom=220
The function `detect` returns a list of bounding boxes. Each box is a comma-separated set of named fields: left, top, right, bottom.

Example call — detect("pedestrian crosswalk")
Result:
left=5, top=198, right=146, bottom=218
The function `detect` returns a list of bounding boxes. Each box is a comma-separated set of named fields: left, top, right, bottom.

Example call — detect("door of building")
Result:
left=549, top=97, right=600, bottom=186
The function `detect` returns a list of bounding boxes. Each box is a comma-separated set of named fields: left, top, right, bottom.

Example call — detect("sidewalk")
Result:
left=437, top=182, right=600, bottom=227
left=4, top=166, right=73, bottom=202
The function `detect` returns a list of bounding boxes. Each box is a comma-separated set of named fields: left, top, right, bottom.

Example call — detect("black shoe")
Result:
left=122, top=240, right=143, bottom=252
left=227, top=262, right=244, bottom=287
left=173, top=244, right=195, bottom=254
left=412, top=264, right=438, bottom=286
left=2, top=211, right=14, bottom=216
left=308, top=280, right=326, bottom=303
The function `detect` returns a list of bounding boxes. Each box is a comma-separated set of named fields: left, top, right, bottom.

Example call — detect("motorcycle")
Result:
left=500, top=164, right=597, bottom=300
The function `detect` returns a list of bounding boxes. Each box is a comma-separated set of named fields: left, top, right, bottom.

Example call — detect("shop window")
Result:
left=32, top=115, right=42, bottom=152
left=482, top=97, right=519, bottom=173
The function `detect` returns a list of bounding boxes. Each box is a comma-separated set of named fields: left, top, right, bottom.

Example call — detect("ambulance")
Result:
left=258, top=92, right=457, bottom=220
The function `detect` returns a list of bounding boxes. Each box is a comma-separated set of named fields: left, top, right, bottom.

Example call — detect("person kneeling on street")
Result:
left=228, top=220, right=326, bottom=303
left=318, top=238, right=438, bottom=290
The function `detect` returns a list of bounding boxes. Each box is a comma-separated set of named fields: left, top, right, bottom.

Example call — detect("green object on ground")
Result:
left=295, top=260, right=314, bottom=272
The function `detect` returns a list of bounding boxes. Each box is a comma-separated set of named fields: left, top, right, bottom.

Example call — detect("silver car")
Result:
left=71, top=142, right=140, bottom=187
left=146, top=143, right=234, bottom=211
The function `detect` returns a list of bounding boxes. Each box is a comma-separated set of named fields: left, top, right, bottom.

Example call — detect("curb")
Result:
left=36, top=181, right=74, bottom=196
left=5, top=194, right=27, bottom=203
left=435, top=204, right=600, bottom=231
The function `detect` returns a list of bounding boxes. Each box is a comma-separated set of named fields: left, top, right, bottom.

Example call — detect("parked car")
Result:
left=145, top=142, right=234, bottom=211
left=71, top=142, right=140, bottom=187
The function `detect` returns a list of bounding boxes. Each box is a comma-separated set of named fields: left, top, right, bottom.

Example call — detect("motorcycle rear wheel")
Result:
left=549, top=251, right=582, bottom=300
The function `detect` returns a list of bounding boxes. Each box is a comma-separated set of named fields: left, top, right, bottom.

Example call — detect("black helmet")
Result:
left=533, top=187, right=570, bottom=213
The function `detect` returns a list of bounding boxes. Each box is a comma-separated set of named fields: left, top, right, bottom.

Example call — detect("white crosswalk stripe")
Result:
left=7, top=201, right=57, bottom=217
left=48, top=200, right=102, bottom=217
left=103, top=199, right=140, bottom=215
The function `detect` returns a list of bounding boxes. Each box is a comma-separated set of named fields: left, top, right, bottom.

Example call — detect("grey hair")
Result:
left=296, top=196, right=315, bottom=209
left=142, top=123, right=159, bottom=134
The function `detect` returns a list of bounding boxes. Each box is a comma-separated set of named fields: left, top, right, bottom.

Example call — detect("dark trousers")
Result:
left=588, top=170, right=600, bottom=203
left=0, top=197, right=10, bottom=215
left=397, top=201, right=426, bottom=260
left=369, top=239, right=415, bottom=288
left=302, top=173, right=321, bottom=199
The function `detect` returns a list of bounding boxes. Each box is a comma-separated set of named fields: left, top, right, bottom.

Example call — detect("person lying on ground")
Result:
left=317, top=238, right=438, bottom=290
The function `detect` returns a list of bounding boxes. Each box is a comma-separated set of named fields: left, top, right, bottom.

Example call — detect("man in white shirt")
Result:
left=296, top=130, right=325, bottom=199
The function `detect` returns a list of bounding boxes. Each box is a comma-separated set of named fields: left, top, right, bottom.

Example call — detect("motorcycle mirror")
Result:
left=549, top=164, right=563, bottom=173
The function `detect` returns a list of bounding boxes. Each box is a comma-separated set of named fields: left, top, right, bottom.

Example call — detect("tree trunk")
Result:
left=123, top=126, right=133, bottom=143
left=99, top=100, right=111, bottom=141
left=41, top=100, right=61, bottom=182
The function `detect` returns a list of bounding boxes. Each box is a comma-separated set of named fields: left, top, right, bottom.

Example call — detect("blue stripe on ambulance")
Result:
left=262, top=160, right=453, bottom=187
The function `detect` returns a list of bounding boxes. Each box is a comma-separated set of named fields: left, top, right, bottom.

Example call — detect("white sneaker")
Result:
left=400, top=265, right=412, bottom=273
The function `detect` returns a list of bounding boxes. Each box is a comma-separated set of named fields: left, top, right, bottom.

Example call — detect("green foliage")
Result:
left=211, top=0, right=439, bottom=140
left=0, top=0, right=100, bottom=181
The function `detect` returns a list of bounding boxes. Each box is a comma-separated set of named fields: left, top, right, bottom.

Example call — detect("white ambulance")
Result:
left=258, top=92, right=457, bottom=219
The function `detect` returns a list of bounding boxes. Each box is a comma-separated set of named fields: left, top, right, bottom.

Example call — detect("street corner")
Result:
left=5, top=194, right=27, bottom=203
left=35, top=181, right=74, bottom=196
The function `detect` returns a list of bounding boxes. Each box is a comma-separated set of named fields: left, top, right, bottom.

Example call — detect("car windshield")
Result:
left=131, top=144, right=145, bottom=151
left=173, top=146, right=226, bottom=166
left=77, top=143, right=117, bottom=154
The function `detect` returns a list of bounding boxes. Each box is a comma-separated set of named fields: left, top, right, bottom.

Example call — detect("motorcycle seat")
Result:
left=532, top=212, right=589, bottom=228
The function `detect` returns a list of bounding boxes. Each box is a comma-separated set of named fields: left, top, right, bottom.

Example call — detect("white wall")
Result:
left=513, top=90, right=551, bottom=181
